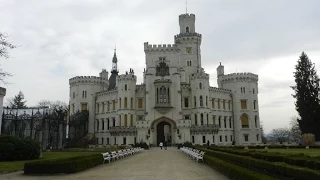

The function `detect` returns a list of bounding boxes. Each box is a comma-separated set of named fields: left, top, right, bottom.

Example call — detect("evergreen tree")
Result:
left=291, top=52, right=320, bottom=140
left=10, top=91, right=27, bottom=108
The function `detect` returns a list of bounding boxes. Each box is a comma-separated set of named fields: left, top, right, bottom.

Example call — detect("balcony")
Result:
left=109, top=126, right=137, bottom=136
left=154, top=103, right=173, bottom=114
left=190, top=124, right=220, bottom=134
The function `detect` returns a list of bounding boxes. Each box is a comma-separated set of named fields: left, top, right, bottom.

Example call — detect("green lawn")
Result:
left=0, top=151, right=99, bottom=174
left=255, top=148, right=320, bottom=156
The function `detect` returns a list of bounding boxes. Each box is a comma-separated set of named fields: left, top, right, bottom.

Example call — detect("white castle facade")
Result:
left=69, top=13, right=262, bottom=146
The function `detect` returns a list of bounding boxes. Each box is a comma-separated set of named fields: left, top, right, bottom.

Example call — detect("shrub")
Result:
left=24, top=153, right=102, bottom=174
left=204, top=154, right=276, bottom=180
left=0, top=135, right=40, bottom=161
left=133, top=142, right=149, bottom=149
left=182, top=141, right=194, bottom=148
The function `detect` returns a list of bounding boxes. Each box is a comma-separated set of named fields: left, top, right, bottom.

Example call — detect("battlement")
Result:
left=96, top=88, right=118, bottom=97
left=174, top=32, right=201, bottom=39
left=136, top=84, right=146, bottom=92
left=179, top=13, right=195, bottom=20
left=220, top=72, right=258, bottom=83
left=181, top=83, right=191, bottom=90
left=69, top=76, right=109, bottom=85
left=189, top=72, right=209, bottom=80
left=144, top=42, right=180, bottom=52
left=209, top=87, right=232, bottom=94
left=117, top=74, right=137, bottom=82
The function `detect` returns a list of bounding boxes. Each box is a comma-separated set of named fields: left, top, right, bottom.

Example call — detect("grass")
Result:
left=255, top=148, right=320, bottom=157
left=0, top=151, right=99, bottom=174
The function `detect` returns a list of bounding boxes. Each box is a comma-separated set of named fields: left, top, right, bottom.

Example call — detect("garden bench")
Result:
left=101, top=152, right=111, bottom=164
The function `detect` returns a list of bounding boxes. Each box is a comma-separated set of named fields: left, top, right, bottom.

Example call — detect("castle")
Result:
left=69, top=13, right=262, bottom=146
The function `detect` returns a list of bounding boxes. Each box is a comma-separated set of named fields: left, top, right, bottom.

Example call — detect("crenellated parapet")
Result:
left=135, top=84, right=146, bottom=92
left=181, top=83, right=191, bottom=90
left=189, top=72, right=209, bottom=80
left=179, top=13, right=195, bottom=20
left=209, top=87, right=232, bottom=94
left=117, top=74, right=137, bottom=82
left=144, top=42, right=180, bottom=53
left=69, top=76, right=109, bottom=86
left=220, top=72, right=258, bottom=83
left=96, top=88, right=118, bottom=97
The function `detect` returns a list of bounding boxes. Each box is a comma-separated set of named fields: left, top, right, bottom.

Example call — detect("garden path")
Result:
left=0, top=147, right=229, bottom=180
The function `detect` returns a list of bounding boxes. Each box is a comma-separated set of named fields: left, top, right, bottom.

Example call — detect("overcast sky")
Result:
left=1, top=0, right=320, bottom=133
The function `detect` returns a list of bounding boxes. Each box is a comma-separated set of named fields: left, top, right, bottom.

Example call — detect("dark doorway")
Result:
left=157, top=121, right=171, bottom=146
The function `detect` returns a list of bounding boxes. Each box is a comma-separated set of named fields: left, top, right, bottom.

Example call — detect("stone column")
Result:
left=0, top=87, right=6, bottom=135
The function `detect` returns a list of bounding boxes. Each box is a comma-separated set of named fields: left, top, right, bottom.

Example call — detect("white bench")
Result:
left=101, top=152, right=111, bottom=164
left=180, top=147, right=205, bottom=163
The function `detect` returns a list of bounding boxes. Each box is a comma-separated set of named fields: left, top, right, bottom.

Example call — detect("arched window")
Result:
left=201, top=113, right=204, bottom=125
left=200, top=96, right=203, bottom=107
left=125, top=84, right=127, bottom=90
left=124, top=114, right=127, bottom=127
left=241, top=114, right=249, bottom=128
left=124, top=97, right=127, bottom=108
left=255, top=115, right=258, bottom=128
left=186, top=26, right=189, bottom=33
left=199, top=83, right=202, bottom=89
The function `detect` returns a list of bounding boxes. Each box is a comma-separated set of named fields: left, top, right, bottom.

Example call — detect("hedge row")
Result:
left=24, top=154, right=102, bottom=174
left=208, top=147, right=320, bottom=170
left=204, top=154, right=277, bottom=180
left=202, top=148, right=320, bottom=180
left=218, top=145, right=320, bottom=149
left=0, top=135, right=40, bottom=161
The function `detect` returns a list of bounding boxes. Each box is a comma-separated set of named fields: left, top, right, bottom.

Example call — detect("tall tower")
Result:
left=175, top=13, right=202, bottom=83
left=108, top=49, right=119, bottom=90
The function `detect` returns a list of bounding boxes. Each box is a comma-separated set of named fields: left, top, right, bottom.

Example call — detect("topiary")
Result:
left=0, top=135, right=40, bottom=161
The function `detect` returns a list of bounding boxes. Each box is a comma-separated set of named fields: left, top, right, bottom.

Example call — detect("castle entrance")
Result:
left=156, top=121, right=171, bottom=146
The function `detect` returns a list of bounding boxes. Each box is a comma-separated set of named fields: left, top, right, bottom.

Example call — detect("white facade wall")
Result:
left=68, top=13, right=262, bottom=146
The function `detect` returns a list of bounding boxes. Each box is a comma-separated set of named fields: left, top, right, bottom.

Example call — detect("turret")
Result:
left=179, top=13, right=196, bottom=34
left=108, top=49, right=119, bottom=90
left=217, top=63, right=224, bottom=88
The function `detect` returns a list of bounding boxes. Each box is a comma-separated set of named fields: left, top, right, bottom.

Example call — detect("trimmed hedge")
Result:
left=0, top=135, right=40, bottom=161
left=204, top=154, right=277, bottom=180
left=24, top=154, right=102, bottom=174
left=208, top=147, right=320, bottom=170
left=202, top=148, right=320, bottom=180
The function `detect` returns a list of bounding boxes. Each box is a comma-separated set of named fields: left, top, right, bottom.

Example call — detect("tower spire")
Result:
left=186, top=0, right=188, bottom=14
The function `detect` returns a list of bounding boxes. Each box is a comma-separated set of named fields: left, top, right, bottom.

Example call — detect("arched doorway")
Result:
left=156, top=121, right=171, bottom=146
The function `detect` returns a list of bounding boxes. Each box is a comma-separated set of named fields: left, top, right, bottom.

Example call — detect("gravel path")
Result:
left=0, top=147, right=229, bottom=180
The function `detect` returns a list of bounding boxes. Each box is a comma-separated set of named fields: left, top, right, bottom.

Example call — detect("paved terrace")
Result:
left=1, top=147, right=229, bottom=180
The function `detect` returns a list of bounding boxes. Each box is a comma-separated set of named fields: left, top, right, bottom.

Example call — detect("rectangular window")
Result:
left=113, top=101, right=115, bottom=111
left=114, top=137, right=117, bottom=145
left=107, top=102, right=110, bottom=112
left=218, top=117, right=221, bottom=128
left=225, top=135, right=227, bottom=142
left=229, top=118, right=232, bottom=128
left=219, top=136, right=222, bottom=142
left=212, top=136, right=215, bottom=143
left=81, top=103, right=87, bottom=111
left=194, top=96, right=196, bottom=107
left=244, top=135, right=249, bottom=142
left=253, top=100, right=256, bottom=110
left=256, top=134, right=259, bottom=141
left=241, top=100, right=247, bottom=109
left=101, top=138, right=104, bottom=145
left=97, top=103, right=100, bottom=113
left=107, top=138, right=109, bottom=144
left=131, top=98, right=133, bottom=109
left=224, top=118, right=226, bottom=128
left=192, top=136, right=195, bottom=143
left=138, top=99, right=143, bottom=108
left=212, top=116, right=216, bottom=124
left=212, top=98, right=215, bottom=108
left=184, top=97, right=189, bottom=107
left=102, top=120, right=104, bottom=130
left=230, top=135, right=233, bottom=142
left=253, top=88, right=255, bottom=94
left=217, top=99, right=220, bottom=109
left=223, top=99, right=226, bottom=109
left=184, top=115, right=190, bottom=119
left=123, top=137, right=126, bottom=145
left=202, top=136, right=206, bottom=144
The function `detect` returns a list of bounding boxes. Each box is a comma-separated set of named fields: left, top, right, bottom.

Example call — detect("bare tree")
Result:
left=289, top=116, right=302, bottom=143
left=260, top=121, right=268, bottom=144
left=0, top=32, right=16, bottom=83
left=269, top=128, right=290, bottom=144
left=37, top=100, right=68, bottom=111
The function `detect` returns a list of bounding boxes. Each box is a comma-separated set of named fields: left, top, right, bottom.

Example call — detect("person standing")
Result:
left=159, top=142, right=163, bottom=149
